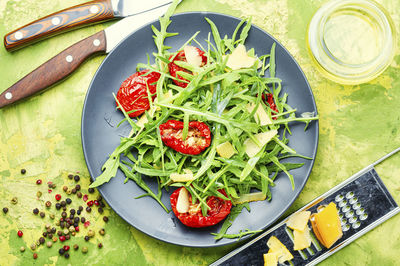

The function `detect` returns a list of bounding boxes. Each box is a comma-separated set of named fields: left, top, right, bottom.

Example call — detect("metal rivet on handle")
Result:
left=15, top=31, right=23, bottom=40
left=52, top=17, right=61, bottom=26
left=90, top=5, right=99, bottom=14
left=5, top=92, right=12, bottom=100
left=93, top=39, right=100, bottom=47
left=66, top=55, right=73, bottom=63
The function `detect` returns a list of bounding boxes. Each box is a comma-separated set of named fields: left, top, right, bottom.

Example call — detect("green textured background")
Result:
left=1, top=0, right=400, bottom=265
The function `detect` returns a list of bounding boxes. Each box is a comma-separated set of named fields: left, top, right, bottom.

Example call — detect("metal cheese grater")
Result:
left=211, top=148, right=400, bottom=266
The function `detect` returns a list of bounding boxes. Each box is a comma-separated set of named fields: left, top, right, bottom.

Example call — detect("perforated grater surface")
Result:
left=211, top=148, right=400, bottom=266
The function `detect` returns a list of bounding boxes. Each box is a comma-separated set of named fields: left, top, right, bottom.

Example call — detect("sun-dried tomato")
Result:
left=116, top=70, right=160, bottom=118
left=170, top=188, right=232, bottom=228
left=168, top=48, right=207, bottom=88
left=159, top=120, right=211, bottom=155
left=262, top=93, right=279, bottom=119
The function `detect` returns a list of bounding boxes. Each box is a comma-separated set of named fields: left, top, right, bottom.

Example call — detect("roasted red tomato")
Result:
left=168, top=48, right=207, bottom=88
left=116, top=70, right=160, bottom=117
left=262, top=93, right=279, bottom=119
left=159, top=120, right=211, bottom=155
left=170, top=187, right=232, bottom=228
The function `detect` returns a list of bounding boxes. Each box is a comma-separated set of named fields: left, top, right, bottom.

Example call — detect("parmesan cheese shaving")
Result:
left=184, top=45, right=202, bottom=67
left=226, top=44, right=258, bottom=70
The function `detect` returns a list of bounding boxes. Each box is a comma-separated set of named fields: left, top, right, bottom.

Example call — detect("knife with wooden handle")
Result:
left=4, top=0, right=173, bottom=51
left=0, top=3, right=173, bottom=108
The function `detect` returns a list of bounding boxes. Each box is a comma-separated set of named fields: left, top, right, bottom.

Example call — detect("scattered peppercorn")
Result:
left=75, top=226, right=80, bottom=232
left=77, top=192, right=83, bottom=198
left=98, top=208, right=104, bottom=214
left=74, top=217, right=79, bottom=223
left=59, top=248, right=65, bottom=255
left=66, top=198, right=72, bottom=205
left=71, top=188, right=77, bottom=194
left=88, top=188, right=95, bottom=194
left=86, top=207, right=91, bottom=213
left=81, top=217, right=86, bottom=223
left=60, top=201, right=66, bottom=207
left=88, top=230, right=95, bottom=237
left=99, top=228, right=105, bottom=236
left=66, top=189, right=72, bottom=195
left=103, top=216, right=109, bottom=223
left=48, top=233, right=53, bottom=239
left=20, top=246, right=25, bottom=252
left=98, top=243, right=103, bottom=249
left=33, top=253, right=38, bottom=259
left=39, top=237, right=45, bottom=244
left=78, top=206, right=84, bottom=211
left=69, top=214, right=74, bottom=220
left=21, top=169, right=26, bottom=174
left=69, top=226, right=75, bottom=233
left=17, top=230, right=23, bottom=237
left=50, top=214, right=55, bottom=220
left=39, top=212, right=45, bottom=218
left=63, top=229, right=69, bottom=235
left=36, top=191, right=42, bottom=198
left=3, top=207, right=8, bottom=214
left=65, top=234, right=70, bottom=240
left=73, top=244, right=79, bottom=250
left=62, top=211, right=67, bottom=218
left=46, top=241, right=52, bottom=248
left=83, top=195, right=88, bottom=202
left=51, top=227, right=56, bottom=234
left=63, top=245, right=70, bottom=251
left=97, top=195, right=103, bottom=201
left=45, top=201, right=52, bottom=208
left=59, top=236, right=66, bottom=242
left=64, top=253, right=70, bottom=259
left=94, top=200, right=99, bottom=206
left=55, top=203, right=61, bottom=210
left=36, top=179, right=42, bottom=185
left=55, top=194, right=61, bottom=201
left=82, top=246, right=88, bottom=254
left=63, top=186, right=68, bottom=192
left=74, top=175, right=80, bottom=182
left=87, top=200, right=93, bottom=207
left=77, top=210, right=81, bottom=215
left=33, top=208, right=39, bottom=215
left=57, top=231, right=62, bottom=236
left=71, top=231, right=76, bottom=236
left=100, top=201, right=106, bottom=208
left=62, top=206, right=67, bottom=211
left=43, top=232, right=47, bottom=237
left=84, top=236, right=89, bottom=241
left=11, top=197, right=18, bottom=205
left=75, top=184, right=81, bottom=191
left=45, top=224, right=51, bottom=229
left=30, top=243, right=36, bottom=250
left=68, top=174, right=73, bottom=180
left=52, top=236, right=58, bottom=242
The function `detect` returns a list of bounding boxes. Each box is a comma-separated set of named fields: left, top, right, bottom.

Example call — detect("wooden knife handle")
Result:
left=4, top=0, right=114, bottom=51
left=0, top=31, right=106, bottom=108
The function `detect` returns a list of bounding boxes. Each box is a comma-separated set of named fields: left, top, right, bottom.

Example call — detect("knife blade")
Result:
left=0, top=3, right=172, bottom=109
left=3, top=0, right=173, bottom=51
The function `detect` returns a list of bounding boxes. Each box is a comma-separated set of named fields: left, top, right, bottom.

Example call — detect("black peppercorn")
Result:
left=62, top=207, right=67, bottom=211
left=75, top=184, right=81, bottom=191
left=45, top=201, right=51, bottom=208
left=100, top=201, right=106, bottom=208
left=103, top=216, right=109, bottom=223
left=66, top=198, right=72, bottom=205
left=77, top=192, right=82, bottom=198
left=57, top=231, right=62, bottom=236
left=73, top=244, right=79, bottom=250
left=78, top=206, right=83, bottom=211
left=3, top=207, right=8, bottom=214
left=39, top=212, right=45, bottom=218
left=98, top=208, right=104, bottom=214
left=77, top=210, right=81, bottom=215
left=21, top=169, right=26, bottom=174
left=60, top=222, right=65, bottom=229
left=70, top=209, right=75, bottom=215
left=48, top=233, right=53, bottom=239
left=60, top=201, right=66, bottom=207
left=84, top=236, right=90, bottom=241
left=42, top=232, right=47, bottom=237
left=33, top=208, right=39, bottom=215
left=65, top=234, right=70, bottom=240
left=59, top=248, right=65, bottom=255
left=39, top=237, right=45, bottom=244
left=68, top=174, right=73, bottom=179
left=74, top=217, right=79, bottom=223
left=51, top=227, right=56, bottom=234
left=86, top=207, right=91, bottom=213
left=74, top=222, right=79, bottom=228
left=88, top=188, right=95, bottom=194
left=64, top=253, right=70, bottom=259
left=81, top=217, right=86, bottom=223
left=74, top=175, right=80, bottom=182
left=98, top=243, right=103, bottom=248
left=61, top=212, right=67, bottom=218
left=55, top=203, right=61, bottom=210
left=97, top=195, right=103, bottom=201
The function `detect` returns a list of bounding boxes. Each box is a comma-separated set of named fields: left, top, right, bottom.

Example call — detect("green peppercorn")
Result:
left=20, top=246, right=25, bottom=252
left=73, top=244, right=79, bottom=250
left=99, top=229, right=105, bottom=236
left=36, top=191, right=42, bottom=198
left=82, top=246, right=88, bottom=253
left=88, top=230, right=95, bottom=237
left=46, top=241, right=52, bottom=248
left=56, top=220, right=60, bottom=226
left=50, top=214, right=55, bottom=220
left=11, top=197, right=18, bottom=205
left=52, top=236, right=58, bottom=242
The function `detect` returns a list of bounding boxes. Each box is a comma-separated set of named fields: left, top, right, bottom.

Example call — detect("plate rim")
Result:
left=81, top=11, right=319, bottom=248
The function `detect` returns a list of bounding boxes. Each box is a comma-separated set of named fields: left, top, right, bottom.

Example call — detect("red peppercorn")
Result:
left=84, top=221, right=90, bottom=228
left=33, top=253, right=38, bottom=259
left=87, top=200, right=94, bottom=207
left=48, top=189, right=52, bottom=193
left=36, top=179, right=42, bottom=185
left=17, top=230, right=23, bottom=237
left=94, top=200, right=99, bottom=206
left=63, top=245, right=70, bottom=251
left=83, top=194, right=88, bottom=202
left=55, top=194, right=61, bottom=201
left=59, top=235, right=66, bottom=242
left=75, top=226, right=79, bottom=232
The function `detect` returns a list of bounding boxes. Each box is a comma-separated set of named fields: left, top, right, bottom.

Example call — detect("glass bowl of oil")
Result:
left=307, top=0, right=396, bottom=85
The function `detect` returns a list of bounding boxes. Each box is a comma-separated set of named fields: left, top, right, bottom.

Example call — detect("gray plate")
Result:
left=81, top=12, right=319, bottom=247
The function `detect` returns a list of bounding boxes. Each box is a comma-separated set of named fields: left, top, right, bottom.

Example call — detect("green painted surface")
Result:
left=1, top=0, right=400, bottom=265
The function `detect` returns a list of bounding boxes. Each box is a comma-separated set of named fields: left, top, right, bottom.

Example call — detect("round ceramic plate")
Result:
left=81, top=12, right=319, bottom=247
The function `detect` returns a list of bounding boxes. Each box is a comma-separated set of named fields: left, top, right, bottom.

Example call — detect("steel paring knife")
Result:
left=0, top=3, right=173, bottom=109
left=4, top=0, right=172, bottom=51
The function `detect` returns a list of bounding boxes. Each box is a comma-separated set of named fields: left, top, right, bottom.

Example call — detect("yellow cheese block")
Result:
left=311, top=202, right=343, bottom=248
left=286, top=210, right=311, bottom=231
left=266, top=236, right=293, bottom=264
left=216, top=141, right=236, bottom=158
left=293, top=227, right=312, bottom=250
left=263, top=252, right=278, bottom=266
